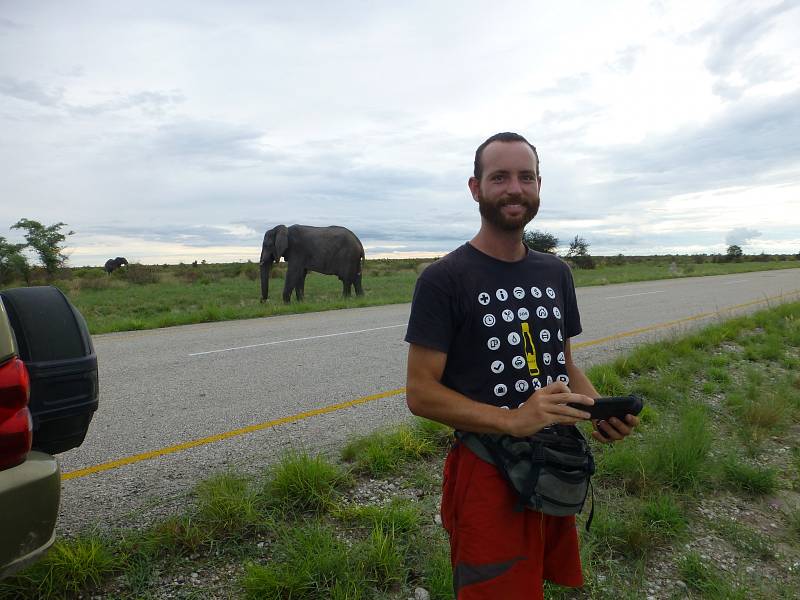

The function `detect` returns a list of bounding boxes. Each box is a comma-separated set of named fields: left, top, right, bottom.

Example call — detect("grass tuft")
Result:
left=263, top=451, right=352, bottom=514
left=720, top=456, right=779, bottom=496
left=644, top=404, right=712, bottom=490
left=639, top=494, right=687, bottom=540
left=341, top=418, right=450, bottom=477
left=0, top=536, right=120, bottom=599
left=195, top=472, right=264, bottom=536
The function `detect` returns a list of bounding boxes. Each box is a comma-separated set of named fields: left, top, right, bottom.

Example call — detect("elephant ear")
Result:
left=275, top=225, right=289, bottom=258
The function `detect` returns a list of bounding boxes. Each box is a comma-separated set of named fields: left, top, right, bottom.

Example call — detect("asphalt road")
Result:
left=56, top=268, right=800, bottom=534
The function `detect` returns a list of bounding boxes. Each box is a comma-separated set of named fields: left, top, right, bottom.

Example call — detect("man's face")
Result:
left=469, top=141, right=541, bottom=231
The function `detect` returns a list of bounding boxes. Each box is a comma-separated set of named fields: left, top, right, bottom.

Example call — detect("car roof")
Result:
left=0, top=297, right=17, bottom=364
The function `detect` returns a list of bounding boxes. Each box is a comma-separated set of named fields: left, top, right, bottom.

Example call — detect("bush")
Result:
left=121, top=264, right=160, bottom=284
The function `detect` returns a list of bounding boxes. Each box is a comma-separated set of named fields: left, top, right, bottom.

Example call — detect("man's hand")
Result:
left=505, top=381, right=594, bottom=438
left=591, top=414, right=639, bottom=443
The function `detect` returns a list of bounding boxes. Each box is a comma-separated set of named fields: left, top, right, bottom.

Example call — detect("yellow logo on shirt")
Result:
left=521, top=322, right=539, bottom=376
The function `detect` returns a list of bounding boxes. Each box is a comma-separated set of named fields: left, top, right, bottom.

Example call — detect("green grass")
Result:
left=678, top=551, right=747, bottom=599
left=194, top=472, right=264, bottom=536
left=0, top=536, right=120, bottom=600
left=5, top=257, right=795, bottom=334
left=263, top=451, right=352, bottom=514
left=644, top=404, right=713, bottom=491
left=341, top=418, right=451, bottom=477
left=242, top=521, right=359, bottom=598
left=719, top=456, right=779, bottom=495
left=712, top=519, right=776, bottom=561
left=335, top=497, right=422, bottom=536
left=639, top=493, right=688, bottom=540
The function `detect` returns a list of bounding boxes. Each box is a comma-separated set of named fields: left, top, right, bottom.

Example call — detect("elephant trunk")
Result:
left=260, top=260, right=272, bottom=301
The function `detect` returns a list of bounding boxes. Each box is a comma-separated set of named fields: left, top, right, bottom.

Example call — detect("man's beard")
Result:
left=477, top=193, right=539, bottom=231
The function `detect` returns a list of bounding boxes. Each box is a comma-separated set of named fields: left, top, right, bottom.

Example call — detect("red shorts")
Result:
left=441, top=442, right=584, bottom=599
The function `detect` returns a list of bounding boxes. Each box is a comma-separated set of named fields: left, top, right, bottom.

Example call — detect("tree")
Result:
left=726, top=244, right=743, bottom=262
left=565, top=235, right=595, bottom=269
left=10, top=219, right=74, bottom=274
left=0, top=235, right=30, bottom=285
left=523, top=230, right=559, bottom=254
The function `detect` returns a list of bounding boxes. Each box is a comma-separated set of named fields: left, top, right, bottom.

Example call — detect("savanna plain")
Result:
left=1, top=256, right=799, bottom=599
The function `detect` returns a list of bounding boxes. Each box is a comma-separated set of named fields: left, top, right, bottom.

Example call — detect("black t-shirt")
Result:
left=405, top=243, right=582, bottom=409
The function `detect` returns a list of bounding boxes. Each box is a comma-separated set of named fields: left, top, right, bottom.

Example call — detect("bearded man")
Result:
left=404, top=132, right=639, bottom=599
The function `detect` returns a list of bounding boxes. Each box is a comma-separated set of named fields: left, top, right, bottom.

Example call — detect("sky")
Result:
left=1, top=0, right=799, bottom=266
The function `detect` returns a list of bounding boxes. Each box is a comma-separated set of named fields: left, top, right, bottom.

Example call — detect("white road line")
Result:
left=604, top=291, right=665, bottom=300
left=721, top=279, right=749, bottom=285
left=189, top=323, right=408, bottom=356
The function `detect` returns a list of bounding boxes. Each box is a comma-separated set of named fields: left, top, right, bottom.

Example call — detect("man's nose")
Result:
left=507, top=176, right=523, bottom=195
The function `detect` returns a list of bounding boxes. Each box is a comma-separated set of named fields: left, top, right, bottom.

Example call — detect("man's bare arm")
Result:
left=406, top=343, right=595, bottom=437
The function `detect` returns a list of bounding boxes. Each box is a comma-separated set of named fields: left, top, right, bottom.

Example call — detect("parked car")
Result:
left=0, top=286, right=98, bottom=579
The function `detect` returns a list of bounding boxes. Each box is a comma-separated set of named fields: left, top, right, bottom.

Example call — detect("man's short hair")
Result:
left=473, top=132, right=540, bottom=180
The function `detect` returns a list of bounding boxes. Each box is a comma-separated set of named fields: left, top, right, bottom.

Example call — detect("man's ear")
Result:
left=468, top=176, right=480, bottom=202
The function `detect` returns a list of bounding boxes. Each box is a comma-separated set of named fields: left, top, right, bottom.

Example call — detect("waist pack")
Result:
left=457, top=425, right=596, bottom=529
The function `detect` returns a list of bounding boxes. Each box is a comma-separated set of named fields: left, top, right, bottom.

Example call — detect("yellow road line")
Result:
left=61, top=388, right=406, bottom=480
left=63, top=289, right=799, bottom=481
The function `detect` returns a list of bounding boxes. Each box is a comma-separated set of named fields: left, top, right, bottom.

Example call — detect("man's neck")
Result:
left=470, top=225, right=527, bottom=262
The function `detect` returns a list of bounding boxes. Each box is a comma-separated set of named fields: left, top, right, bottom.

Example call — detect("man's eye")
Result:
left=491, top=174, right=504, bottom=182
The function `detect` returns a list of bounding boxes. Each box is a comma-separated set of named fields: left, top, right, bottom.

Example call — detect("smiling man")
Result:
left=405, top=132, right=639, bottom=599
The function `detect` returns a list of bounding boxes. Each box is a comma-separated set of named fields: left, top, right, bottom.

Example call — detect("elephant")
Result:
left=260, top=225, right=364, bottom=303
left=104, top=257, right=128, bottom=274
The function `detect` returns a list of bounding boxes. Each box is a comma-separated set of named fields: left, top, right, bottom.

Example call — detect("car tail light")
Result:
left=0, top=357, right=32, bottom=470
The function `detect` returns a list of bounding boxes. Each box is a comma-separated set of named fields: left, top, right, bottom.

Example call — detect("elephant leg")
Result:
left=342, top=280, right=351, bottom=297
left=296, top=270, right=307, bottom=302
left=282, top=281, right=293, bottom=303
left=354, top=273, right=364, bottom=296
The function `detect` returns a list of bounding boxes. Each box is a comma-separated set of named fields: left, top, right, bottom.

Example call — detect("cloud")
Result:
left=0, top=17, right=21, bottom=31
left=0, top=76, right=63, bottom=107
left=609, top=45, right=644, bottom=73
left=693, top=0, right=799, bottom=99
left=588, top=90, right=800, bottom=200
left=725, top=227, right=762, bottom=246
left=700, top=0, right=796, bottom=77
left=69, top=90, right=185, bottom=116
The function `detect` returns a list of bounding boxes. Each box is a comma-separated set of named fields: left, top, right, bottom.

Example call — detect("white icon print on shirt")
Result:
left=546, top=287, right=556, bottom=299
left=513, top=287, right=525, bottom=299
left=496, top=289, right=509, bottom=301
left=483, top=314, right=496, bottom=327
left=478, top=292, right=491, bottom=306
left=512, top=356, right=526, bottom=369
left=491, top=360, right=504, bottom=374
left=487, top=337, right=501, bottom=350
left=557, top=374, right=570, bottom=384
left=502, top=309, right=514, bottom=322
left=553, top=307, right=561, bottom=319
left=540, top=329, right=551, bottom=342
left=494, top=384, right=508, bottom=397
left=557, top=330, right=563, bottom=342
left=557, top=351, right=566, bottom=364
left=531, top=286, right=542, bottom=298
left=507, top=332, right=521, bottom=345
left=515, top=380, right=529, bottom=393
left=518, top=308, right=530, bottom=320
left=536, top=306, right=548, bottom=319
left=542, top=352, right=552, bottom=366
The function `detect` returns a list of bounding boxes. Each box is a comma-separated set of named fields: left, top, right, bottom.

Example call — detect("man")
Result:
left=405, top=132, right=639, bottom=599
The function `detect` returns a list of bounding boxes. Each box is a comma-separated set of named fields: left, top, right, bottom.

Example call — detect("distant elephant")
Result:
left=260, top=225, right=364, bottom=303
left=104, top=257, right=128, bottom=274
